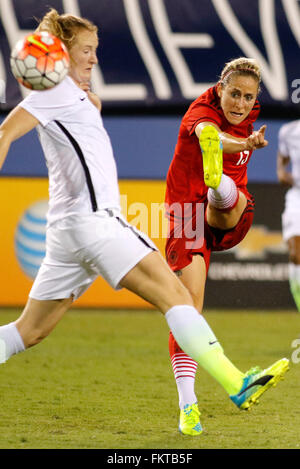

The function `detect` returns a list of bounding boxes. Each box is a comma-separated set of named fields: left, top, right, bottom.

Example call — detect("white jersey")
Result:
left=278, top=120, right=300, bottom=211
left=20, top=76, right=120, bottom=225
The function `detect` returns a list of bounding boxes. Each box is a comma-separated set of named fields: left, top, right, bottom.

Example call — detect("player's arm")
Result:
left=0, top=106, right=39, bottom=170
left=195, top=122, right=268, bottom=153
left=277, top=151, right=293, bottom=187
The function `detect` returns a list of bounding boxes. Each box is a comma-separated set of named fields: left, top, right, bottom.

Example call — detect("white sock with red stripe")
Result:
left=169, top=332, right=198, bottom=409
left=171, top=352, right=198, bottom=409
left=207, top=174, right=238, bottom=211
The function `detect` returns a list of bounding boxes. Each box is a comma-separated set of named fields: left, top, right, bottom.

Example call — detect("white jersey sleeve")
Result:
left=19, top=78, right=74, bottom=126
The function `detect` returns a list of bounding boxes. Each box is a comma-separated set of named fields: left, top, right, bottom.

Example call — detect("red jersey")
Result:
left=165, top=86, right=260, bottom=207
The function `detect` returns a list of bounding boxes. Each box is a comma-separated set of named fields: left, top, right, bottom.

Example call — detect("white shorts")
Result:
left=29, top=209, right=157, bottom=301
left=282, top=188, right=300, bottom=242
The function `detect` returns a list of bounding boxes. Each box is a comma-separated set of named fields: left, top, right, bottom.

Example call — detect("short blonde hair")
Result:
left=219, top=57, right=261, bottom=90
left=36, top=8, right=98, bottom=51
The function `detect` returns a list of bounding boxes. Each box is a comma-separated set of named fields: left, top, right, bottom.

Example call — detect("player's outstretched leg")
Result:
left=121, top=252, right=290, bottom=423
left=0, top=298, right=72, bottom=364
left=166, top=306, right=290, bottom=413
left=230, top=358, right=289, bottom=410
left=200, top=125, right=241, bottom=218
left=199, top=125, right=223, bottom=190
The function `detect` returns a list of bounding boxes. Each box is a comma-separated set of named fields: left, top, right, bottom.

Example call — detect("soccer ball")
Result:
left=10, top=31, right=70, bottom=90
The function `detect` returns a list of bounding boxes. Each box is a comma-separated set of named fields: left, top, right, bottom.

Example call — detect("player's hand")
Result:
left=245, top=125, right=268, bottom=150
left=79, top=82, right=102, bottom=111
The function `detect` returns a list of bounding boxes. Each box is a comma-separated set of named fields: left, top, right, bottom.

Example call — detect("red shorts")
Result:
left=165, top=191, right=255, bottom=274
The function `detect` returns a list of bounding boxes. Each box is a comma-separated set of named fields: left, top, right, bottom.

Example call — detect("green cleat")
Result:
left=199, top=125, right=223, bottom=189
left=230, top=358, right=289, bottom=410
left=178, top=403, right=203, bottom=436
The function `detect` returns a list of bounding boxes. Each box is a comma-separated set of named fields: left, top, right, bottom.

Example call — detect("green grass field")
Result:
left=0, top=308, right=299, bottom=449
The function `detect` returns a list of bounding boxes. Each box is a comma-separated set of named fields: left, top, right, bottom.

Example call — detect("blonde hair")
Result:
left=219, top=57, right=261, bottom=90
left=36, top=8, right=98, bottom=51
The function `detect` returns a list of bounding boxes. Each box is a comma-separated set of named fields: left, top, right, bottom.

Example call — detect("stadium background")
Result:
left=0, top=0, right=299, bottom=310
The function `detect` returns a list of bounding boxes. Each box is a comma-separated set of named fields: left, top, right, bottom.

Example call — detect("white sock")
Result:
left=165, top=305, right=221, bottom=361
left=176, top=377, right=197, bottom=409
left=165, top=305, right=244, bottom=395
left=0, top=322, right=25, bottom=363
left=207, top=174, right=238, bottom=210
left=171, top=352, right=198, bottom=409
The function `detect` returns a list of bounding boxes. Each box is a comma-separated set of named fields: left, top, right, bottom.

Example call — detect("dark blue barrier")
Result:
left=0, top=0, right=299, bottom=111
left=0, top=114, right=290, bottom=182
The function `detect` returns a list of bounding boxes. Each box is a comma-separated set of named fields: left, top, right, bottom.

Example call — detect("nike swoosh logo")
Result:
left=27, top=35, right=49, bottom=52
left=80, top=97, right=86, bottom=101
left=209, top=340, right=218, bottom=345
left=238, top=374, right=273, bottom=397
